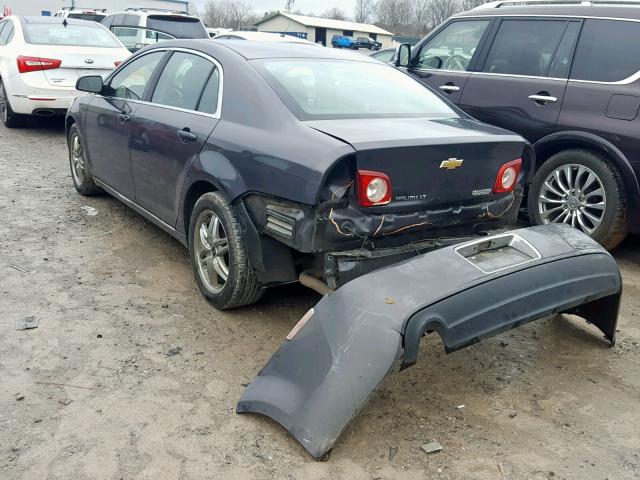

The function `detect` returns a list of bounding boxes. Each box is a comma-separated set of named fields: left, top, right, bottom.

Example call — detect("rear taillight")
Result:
left=17, top=56, right=62, bottom=74
left=357, top=170, right=392, bottom=206
left=114, top=61, right=122, bottom=67
left=493, top=158, right=522, bottom=193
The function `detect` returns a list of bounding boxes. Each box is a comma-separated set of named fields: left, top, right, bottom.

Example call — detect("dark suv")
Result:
left=398, top=0, right=640, bottom=249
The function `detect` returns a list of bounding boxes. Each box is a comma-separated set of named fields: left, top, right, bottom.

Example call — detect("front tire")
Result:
left=528, top=149, right=628, bottom=250
left=0, top=79, right=25, bottom=128
left=68, top=124, right=101, bottom=195
left=188, top=192, right=263, bottom=309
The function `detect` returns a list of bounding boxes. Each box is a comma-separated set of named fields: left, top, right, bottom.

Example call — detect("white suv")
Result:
left=102, top=8, right=208, bottom=52
left=54, top=8, right=107, bottom=23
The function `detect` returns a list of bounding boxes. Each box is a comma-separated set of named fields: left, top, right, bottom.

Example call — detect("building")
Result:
left=255, top=12, right=394, bottom=48
left=3, top=0, right=189, bottom=17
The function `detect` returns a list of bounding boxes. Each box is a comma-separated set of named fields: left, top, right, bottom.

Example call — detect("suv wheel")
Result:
left=188, top=192, right=263, bottom=309
left=528, top=149, right=628, bottom=250
left=0, top=79, right=25, bottom=128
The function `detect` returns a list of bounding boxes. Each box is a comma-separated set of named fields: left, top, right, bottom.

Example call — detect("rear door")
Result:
left=459, top=18, right=580, bottom=143
left=129, top=50, right=220, bottom=224
left=403, top=19, right=494, bottom=104
left=84, top=50, right=166, bottom=198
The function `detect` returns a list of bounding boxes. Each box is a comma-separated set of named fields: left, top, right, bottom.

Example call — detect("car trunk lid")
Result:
left=38, top=47, right=124, bottom=87
left=306, top=117, right=525, bottom=209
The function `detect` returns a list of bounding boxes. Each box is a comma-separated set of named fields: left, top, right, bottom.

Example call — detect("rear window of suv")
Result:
left=571, top=19, right=640, bottom=82
left=146, top=15, right=208, bottom=39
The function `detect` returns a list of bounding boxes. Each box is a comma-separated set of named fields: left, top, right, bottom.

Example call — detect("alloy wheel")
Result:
left=194, top=210, right=230, bottom=294
left=537, top=163, right=606, bottom=235
left=70, top=133, right=86, bottom=185
left=0, top=82, right=7, bottom=123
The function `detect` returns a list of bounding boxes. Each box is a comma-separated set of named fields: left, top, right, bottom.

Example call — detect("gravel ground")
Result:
left=1, top=118, right=639, bottom=480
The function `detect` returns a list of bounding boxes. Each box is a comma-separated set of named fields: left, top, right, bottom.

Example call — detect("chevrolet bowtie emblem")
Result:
left=440, top=158, right=464, bottom=170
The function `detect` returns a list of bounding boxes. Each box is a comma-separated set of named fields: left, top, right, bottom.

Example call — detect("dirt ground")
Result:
left=1, top=118, right=639, bottom=480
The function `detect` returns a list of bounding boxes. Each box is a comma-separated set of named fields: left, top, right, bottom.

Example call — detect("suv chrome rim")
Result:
left=70, top=133, right=85, bottom=185
left=194, top=210, right=229, bottom=294
left=538, top=163, right=606, bottom=234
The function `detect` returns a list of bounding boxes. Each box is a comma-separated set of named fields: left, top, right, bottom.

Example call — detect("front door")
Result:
left=84, top=51, right=165, bottom=198
left=315, top=27, right=326, bottom=46
left=129, top=51, right=220, bottom=225
left=404, top=19, right=493, bottom=104
left=459, top=19, right=580, bottom=143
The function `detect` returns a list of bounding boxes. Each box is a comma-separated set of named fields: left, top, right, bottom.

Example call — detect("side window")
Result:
left=107, top=51, right=165, bottom=100
left=0, top=21, right=7, bottom=41
left=571, top=19, right=640, bottom=82
left=111, top=14, right=125, bottom=26
left=197, top=68, right=221, bottom=114
left=416, top=20, right=490, bottom=71
left=102, top=16, right=113, bottom=28
left=482, top=20, right=567, bottom=77
left=4, top=24, right=14, bottom=45
left=151, top=52, right=214, bottom=111
left=548, top=22, right=580, bottom=79
left=0, top=22, right=12, bottom=45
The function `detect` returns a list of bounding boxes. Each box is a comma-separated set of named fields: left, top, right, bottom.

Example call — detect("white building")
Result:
left=4, top=0, right=189, bottom=17
left=255, top=12, right=394, bottom=48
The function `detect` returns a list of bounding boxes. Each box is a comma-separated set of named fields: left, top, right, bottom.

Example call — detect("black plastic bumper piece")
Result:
left=237, top=224, right=621, bottom=459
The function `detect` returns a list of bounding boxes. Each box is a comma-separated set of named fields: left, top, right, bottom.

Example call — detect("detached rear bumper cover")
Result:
left=237, top=224, right=621, bottom=458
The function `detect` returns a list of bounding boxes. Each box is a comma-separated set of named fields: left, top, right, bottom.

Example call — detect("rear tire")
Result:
left=188, top=192, right=263, bottom=309
left=0, top=79, right=26, bottom=128
left=528, top=149, right=628, bottom=250
left=68, top=124, right=101, bottom=195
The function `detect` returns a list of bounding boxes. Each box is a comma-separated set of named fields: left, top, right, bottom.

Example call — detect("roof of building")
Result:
left=255, top=12, right=393, bottom=36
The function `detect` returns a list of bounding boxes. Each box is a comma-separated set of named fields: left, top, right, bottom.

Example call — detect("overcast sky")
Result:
left=193, top=0, right=358, bottom=16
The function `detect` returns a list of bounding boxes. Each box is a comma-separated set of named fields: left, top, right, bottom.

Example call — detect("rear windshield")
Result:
left=67, top=13, right=106, bottom=22
left=146, top=16, right=208, bottom=39
left=255, top=59, right=457, bottom=120
left=23, top=23, right=120, bottom=47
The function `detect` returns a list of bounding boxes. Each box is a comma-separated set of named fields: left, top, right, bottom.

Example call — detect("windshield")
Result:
left=67, top=13, right=106, bottom=22
left=23, top=23, right=120, bottom=48
left=256, top=59, right=457, bottom=120
left=146, top=16, right=208, bottom=39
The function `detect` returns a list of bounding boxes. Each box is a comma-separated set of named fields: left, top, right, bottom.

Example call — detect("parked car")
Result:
left=67, top=40, right=623, bottom=460
left=355, top=36, right=381, bottom=50
left=0, top=16, right=130, bottom=127
left=102, top=8, right=208, bottom=51
left=396, top=0, right=640, bottom=249
left=331, top=34, right=356, bottom=48
left=369, top=47, right=396, bottom=63
left=212, top=31, right=317, bottom=45
left=54, top=7, right=107, bottom=23
left=68, top=40, right=529, bottom=309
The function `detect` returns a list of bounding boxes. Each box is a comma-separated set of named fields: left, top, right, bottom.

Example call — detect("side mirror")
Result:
left=395, top=43, right=411, bottom=68
left=76, top=75, right=103, bottom=94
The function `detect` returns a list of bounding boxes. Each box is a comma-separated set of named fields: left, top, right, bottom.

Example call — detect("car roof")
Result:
left=20, top=15, right=101, bottom=25
left=457, top=3, right=640, bottom=20
left=209, top=39, right=380, bottom=61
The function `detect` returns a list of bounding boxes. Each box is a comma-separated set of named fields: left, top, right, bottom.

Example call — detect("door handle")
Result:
left=177, top=128, right=197, bottom=143
left=117, top=112, right=130, bottom=123
left=528, top=94, right=557, bottom=104
left=438, top=84, right=460, bottom=93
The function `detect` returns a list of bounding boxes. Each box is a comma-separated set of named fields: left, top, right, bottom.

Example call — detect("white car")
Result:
left=0, top=16, right=130, bottom=127
left=213, top=31, right=319, bottom=45
left=53, top=7, right=107, bottom=23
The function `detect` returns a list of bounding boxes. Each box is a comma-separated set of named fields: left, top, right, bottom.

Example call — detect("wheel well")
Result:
left=535, top=140, right=618, bottom=173
left=65, top=116, right=76, bottom=138
left=183, top=181, right=217, bottom=235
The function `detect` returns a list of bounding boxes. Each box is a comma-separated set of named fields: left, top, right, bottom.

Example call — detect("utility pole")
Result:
left=284, top=0, right=294, bottom=13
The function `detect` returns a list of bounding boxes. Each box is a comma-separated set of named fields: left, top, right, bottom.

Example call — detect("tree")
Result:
left=354, top=0, right=374, bottom=24
left=320, top=7, right=347, bottom=20
left=202, top=0, right=260, bottom=29
left=375, top=0, right=412, bottom=35
left=428, top=0, right=460, bottom=27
